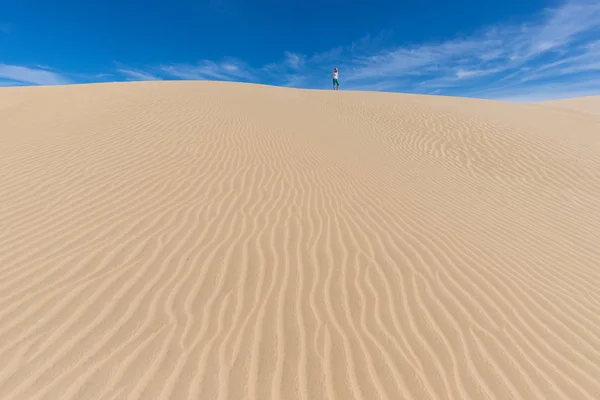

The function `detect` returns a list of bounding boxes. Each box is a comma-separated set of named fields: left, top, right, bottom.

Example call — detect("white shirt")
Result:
left=332, top=71, right=338, bottom=79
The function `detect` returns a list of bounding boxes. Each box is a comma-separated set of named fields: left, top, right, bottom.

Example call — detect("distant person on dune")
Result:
left=331, top=68, right=339, bottom=90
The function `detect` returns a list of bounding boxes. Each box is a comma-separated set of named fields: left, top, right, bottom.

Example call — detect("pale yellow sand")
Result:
left=1, top=81, right=600, bottom=400
left=538, top=96, right=600, bottom=117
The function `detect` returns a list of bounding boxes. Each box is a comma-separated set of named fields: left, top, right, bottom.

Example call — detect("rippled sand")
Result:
left=1, top=82, right=599, bottom=400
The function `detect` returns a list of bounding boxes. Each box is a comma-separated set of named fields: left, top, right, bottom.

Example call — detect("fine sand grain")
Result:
left=1, top=81, right=600, bottom=399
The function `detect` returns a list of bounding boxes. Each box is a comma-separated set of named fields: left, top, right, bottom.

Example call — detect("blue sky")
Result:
left=1, top=0, right=600, bottom=101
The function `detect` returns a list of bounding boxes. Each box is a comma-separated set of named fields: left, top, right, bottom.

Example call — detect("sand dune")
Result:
left=538, top=96, right=600, bottom=117
left=1, top=81, right=600, bottom=400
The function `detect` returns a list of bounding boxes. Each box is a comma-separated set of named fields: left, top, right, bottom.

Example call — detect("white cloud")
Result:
left=8, top=0, right=599, bottom=101
left=342, top=1, right=599, bottom=85
left=222, top=63, right=239, bottom=72
left=136, top=0, right=599, bottom=99
left=158, top=59, right=256, bottom=82
left=283, top=52, right=305, bottom=69
left=0, top=64, right=70, bottom=85
left=528, top=1, right=600, bottom=52
left=117, top=68, right=160, bottom=81
left=0, top=80, right=24, bottom=87
left=105, top=1, right=599, bottom=98
left=257, top=0, right=600, bottom=99
left=486, top=78, right=600, bottom=102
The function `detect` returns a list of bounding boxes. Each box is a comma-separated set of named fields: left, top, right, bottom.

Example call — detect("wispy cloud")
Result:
left=0, top=64, right=70, bottom=85
left=283, top=52, right=305, bottom=70
left=154, top=0, right=598, bottom=100
left=159, top=59, right=255, bottom=81
left=117, top=68, right=160, bottom=81
left=0, top=80, right=24, bottom=87
left=7, top=0, right=600, bottom=101
left=322, top=0, right=600, bottom=99
left=234, top=0, right=599, bottom=99
left=485, top=78, right=600, bottom=103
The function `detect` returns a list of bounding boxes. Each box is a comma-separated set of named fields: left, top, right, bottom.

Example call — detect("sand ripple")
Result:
left=1, top=82, right=600, bottom=399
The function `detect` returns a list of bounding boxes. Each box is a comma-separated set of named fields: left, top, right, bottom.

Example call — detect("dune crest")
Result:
left=1, top=81, right=600, bottom=400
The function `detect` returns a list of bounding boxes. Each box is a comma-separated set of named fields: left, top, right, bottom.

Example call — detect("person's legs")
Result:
left=333, top=79, right=339, bottom=90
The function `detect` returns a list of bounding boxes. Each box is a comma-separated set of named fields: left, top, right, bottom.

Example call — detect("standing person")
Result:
left=331, top=68, right=339, bottom=90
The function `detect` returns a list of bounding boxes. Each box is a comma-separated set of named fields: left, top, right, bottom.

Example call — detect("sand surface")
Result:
left=539, top=96, right=600, bottom=117
left=1, top=81, right=600, bottom=400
